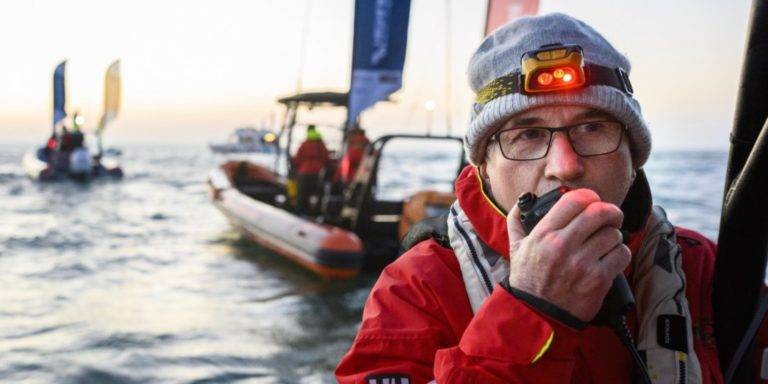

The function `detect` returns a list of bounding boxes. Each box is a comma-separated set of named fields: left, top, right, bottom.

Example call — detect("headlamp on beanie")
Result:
left=463, top=14, right=652, bottom=168
left=475, top=43, right=634, bottom=105
left=523, top=44, right=586, bottom=93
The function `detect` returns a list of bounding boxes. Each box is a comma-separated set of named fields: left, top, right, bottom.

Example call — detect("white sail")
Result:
left=97, top=60, right=121, bottom=134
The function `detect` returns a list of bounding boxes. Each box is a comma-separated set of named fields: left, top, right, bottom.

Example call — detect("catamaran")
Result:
left=22, top=60, right=124, bottom=181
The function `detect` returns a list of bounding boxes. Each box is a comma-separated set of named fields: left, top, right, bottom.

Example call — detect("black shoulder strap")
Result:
left=621, top=168, right=652, bottom=233
left=399, top=213, right=451, bottom=254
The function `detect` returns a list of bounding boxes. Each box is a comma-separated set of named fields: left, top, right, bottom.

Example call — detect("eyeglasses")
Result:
left=488, top=120, right=627, bottom=161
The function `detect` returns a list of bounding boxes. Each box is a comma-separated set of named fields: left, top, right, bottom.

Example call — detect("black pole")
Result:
left=713, top=0, right=768, bottom=380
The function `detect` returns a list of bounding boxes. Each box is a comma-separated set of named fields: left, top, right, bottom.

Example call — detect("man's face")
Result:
left=480, top=105, right=636, bottom=212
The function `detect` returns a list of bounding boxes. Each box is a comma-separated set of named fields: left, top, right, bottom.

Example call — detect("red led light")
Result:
left=522, top=46, right=587, bottom=93
left=537, top=72, right=554, bottom=86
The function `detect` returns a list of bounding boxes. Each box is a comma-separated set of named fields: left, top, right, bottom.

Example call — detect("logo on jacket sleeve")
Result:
left=657, top=314, right=688, bottom=352
left=364, top=373, right=411, bottom=384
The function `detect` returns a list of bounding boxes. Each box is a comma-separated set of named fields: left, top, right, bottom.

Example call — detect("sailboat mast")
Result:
left=295, top=0, right=312, bottom=94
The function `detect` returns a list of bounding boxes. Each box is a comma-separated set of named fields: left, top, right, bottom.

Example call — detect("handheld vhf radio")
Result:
left=517, top=187, right=635, bottom=327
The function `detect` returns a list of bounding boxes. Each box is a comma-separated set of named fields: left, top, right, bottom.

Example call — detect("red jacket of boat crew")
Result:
left=292, top=134, right=330, bottom=176
left=334, top=129, right=369, bottom=184
left=335, top=166, right=725, bottom=383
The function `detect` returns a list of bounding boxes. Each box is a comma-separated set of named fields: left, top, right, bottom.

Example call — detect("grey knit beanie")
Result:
left=464, top=13, right=651, bottom=168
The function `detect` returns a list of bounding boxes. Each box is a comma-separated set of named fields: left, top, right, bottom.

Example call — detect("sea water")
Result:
left=0, top=143, right=727, bottom=383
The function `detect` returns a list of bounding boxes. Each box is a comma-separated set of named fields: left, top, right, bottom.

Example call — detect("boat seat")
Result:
left=355, top=199, right=402, bottom=244
left=398, top=190, right=456, bottom=239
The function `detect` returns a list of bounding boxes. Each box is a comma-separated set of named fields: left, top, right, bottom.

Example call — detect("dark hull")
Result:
left=22, top=148, right=123, bottom=182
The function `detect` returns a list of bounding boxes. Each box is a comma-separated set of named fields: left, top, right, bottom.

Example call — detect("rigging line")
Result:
left=445, top=0, right=453, bottom=136
left=295, top=0, right=313, bottom=94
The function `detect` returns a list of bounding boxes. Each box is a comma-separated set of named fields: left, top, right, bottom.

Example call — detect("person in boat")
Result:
left=68, top=127, right=93, bottom=180
left=72, top=110, right=83, bottom=132
left=292, top=124, right=330, bottom=215
left=56, top=126, right=74, bottom=172
left=43, top=132, right=58, bottom=164
left=336, top=13, right=725, bottom=383
left=333, top=127, right=370, bottom=187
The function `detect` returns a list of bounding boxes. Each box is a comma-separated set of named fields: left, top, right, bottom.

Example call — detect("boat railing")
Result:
left=339, top=134, right=465, bottom=230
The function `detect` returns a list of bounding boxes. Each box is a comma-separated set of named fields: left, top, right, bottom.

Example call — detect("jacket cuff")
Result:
left=500, top=278, right=588, bottom=330
left=459, top=285, right=583, bottom=365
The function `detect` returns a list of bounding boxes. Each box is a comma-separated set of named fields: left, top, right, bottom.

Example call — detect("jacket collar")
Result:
left=454, top=165, right=510, bottom=258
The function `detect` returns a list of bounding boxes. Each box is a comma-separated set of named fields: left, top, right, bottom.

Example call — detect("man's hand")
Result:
left=506, top=188, right=630, bottom=322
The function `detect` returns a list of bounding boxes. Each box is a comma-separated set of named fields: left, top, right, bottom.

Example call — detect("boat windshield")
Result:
left=375, top=138, right=463, bottom=201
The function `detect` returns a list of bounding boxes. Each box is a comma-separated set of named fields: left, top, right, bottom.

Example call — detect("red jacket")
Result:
left=292, top=139, right=329, bottom=175
left=335, top=132, right=369, bottom=184
left=336, top=167, right=724, bottom=383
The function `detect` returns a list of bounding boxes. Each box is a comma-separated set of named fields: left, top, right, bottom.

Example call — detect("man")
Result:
left=68, top=131, right=93, bottom=181
left=336, top=13, right=724, bottom=383
left=43, top=131, right=58, bottom=163
left=56, top=126, right=74, bottom=172
left=292, top=125, right=330, bottom=215
left=333, top=127, right=370, bottom=186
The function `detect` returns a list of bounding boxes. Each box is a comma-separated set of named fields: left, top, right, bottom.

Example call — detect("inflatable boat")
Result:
left=209, top=92, right=465, bottom=278
left=209, top=160, right=365, bottom=278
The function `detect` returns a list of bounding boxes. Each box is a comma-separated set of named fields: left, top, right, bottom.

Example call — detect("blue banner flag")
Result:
left=52, top=60, right=67, bottom=129
left=347, top=0, right=411, bottom=129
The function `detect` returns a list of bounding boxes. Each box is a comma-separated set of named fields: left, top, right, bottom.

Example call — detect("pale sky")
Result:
left=0, top=0, right=752, bottom=149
